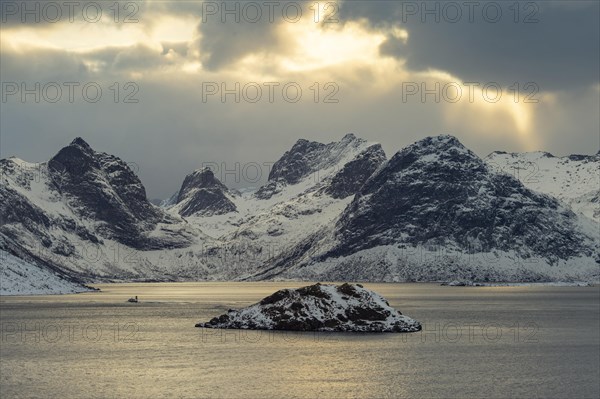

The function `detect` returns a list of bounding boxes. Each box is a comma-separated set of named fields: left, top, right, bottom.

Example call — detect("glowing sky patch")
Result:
left=280, top=20, right=386, bottom=72
left=1, top=14, right=197, bottom=53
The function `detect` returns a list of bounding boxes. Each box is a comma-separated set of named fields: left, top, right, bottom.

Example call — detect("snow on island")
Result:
left=195, top=283, right=421, bottom=332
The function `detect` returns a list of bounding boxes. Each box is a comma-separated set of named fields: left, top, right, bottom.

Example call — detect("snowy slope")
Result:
left=486, top=151, right=599, bottom=221
left=175, top=135, right=387, bottom=279
left=0, top=250, right=93, bottom=295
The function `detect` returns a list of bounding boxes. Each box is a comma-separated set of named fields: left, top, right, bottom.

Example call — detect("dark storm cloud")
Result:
left=196, top=17, right=282, bottom=70
left=194, top=0, right=299, bottom=71
left=339, top=0, right=600, bottom=90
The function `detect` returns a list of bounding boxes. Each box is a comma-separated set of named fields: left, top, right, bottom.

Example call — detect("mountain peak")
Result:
left=70, top=137, right=93, bottom=150
left=290, top=138, right=325, bottom=151
left=341, top=133, right=357, bottom=142
left=184, top=167, right=221, bottom=189
left=39, top=139, right=188, bottom=250
left=49, top=138, right=97, bottom=174
left=175, top=167, right=236, bottom=217
left=190, top=166, right=215, bottom=178
left=415, top=134, right=465, bottom=149
left=304, top=135, right=598, bottom=276
left=390, top=134, right=474, bottom=163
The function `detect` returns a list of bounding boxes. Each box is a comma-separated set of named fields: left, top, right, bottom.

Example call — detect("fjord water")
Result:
left=1, top=283, right=598, bottom=399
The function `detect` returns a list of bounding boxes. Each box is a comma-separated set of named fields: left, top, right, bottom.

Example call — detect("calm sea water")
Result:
left=1, top=283, right=598, bottom=399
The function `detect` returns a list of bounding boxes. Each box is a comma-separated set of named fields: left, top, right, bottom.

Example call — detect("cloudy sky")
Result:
left=1, top=0, right=598, bottom=199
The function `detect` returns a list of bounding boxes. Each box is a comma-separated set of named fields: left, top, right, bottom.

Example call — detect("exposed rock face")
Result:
left=175, top=168, right=237, bottom=217
left=255, top=133, right=382, bottom=200
left=268, top=139, right=328, bottom=185
left=195, top=283, right=421, bottom=332
left=45, top=138, right=182, bottom=249
left=325, top=144, right=386, bottom=199
left=253, top=180, right=286, bottom=200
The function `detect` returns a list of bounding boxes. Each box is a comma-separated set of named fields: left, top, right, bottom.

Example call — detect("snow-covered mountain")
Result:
left=255, top=133, right=385, bottom=200
left=0, top=134, right=384, bottom=284
left=1, top=134, right=598, bottom=292
left=168, top=133, right=388, bottom=280
left=0, top=138, right=200, bottom=281
left=251, top=136, right=599, bottom=282
left=486, top=150, right=600, bottom=221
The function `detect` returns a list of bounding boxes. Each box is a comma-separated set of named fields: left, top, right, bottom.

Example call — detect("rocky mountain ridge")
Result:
left=249, top=136, right=599, bottom=282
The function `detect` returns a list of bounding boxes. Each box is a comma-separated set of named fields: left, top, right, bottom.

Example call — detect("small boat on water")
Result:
left=127, top=296, right=138, bottom=303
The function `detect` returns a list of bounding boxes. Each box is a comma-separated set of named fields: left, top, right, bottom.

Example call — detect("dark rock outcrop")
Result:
left=45, top=138, right=188, bottom=249
left=256, top=134, right=381, bottom=199
left=175, top=168, right=237, bottom=217
left=325, top=144, right=386, bottom=199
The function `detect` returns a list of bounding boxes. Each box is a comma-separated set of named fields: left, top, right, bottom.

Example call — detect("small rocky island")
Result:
left=196, top=283, right=421, bottom=332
